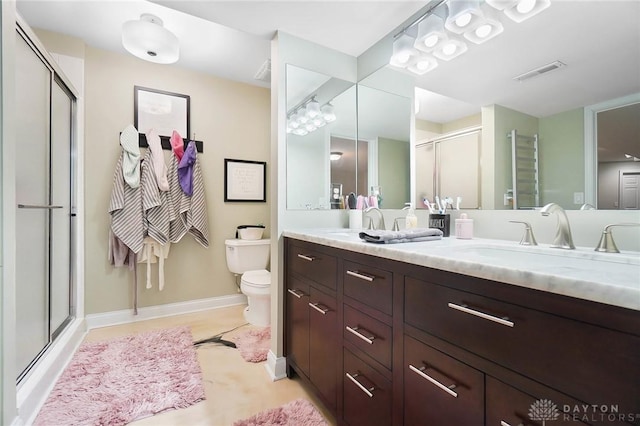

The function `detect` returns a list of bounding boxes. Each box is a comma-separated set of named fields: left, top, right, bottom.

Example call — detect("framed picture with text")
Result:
left=224, top=159, right=267, bottom=202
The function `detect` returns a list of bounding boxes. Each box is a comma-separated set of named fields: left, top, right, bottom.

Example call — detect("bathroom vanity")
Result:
left=283, top=230, right=640, bottom=426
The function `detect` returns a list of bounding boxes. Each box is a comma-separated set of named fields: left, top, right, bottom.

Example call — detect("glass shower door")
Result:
left=15, top=29, right=75, bottom=380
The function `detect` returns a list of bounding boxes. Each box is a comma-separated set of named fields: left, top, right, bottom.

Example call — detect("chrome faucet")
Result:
left=595, top=223, right=640, bottom=253
left=364, top=207, right=386, bottom=231
left=540, top=203, right=575, bottom=249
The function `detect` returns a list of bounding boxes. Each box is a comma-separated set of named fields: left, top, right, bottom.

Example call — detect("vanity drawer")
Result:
left=343, top=260, right=393, bottom=316
left=404, top=335, right=484, bottom=426
left=343, top=304, right=392, bottom=370
left=288, top=242, right=337, bottom=290
left=405, top=276, right=640, bottom=416
left=343, top=348, right=392, bottom=426
left=486, top=376, right=591, bottom=426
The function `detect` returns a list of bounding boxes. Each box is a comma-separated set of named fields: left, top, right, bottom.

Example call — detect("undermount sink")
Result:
left=450, top=244, right=640, bottom=282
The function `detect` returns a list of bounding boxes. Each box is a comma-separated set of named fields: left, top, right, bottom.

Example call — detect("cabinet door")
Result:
left=286, top=277, right=310, bottom=378
left=309, top=287, right=338, bottom=412
left=343, top=348, right=392, bottom=426
left=404, top=336, right=484, bottom=426
left=486, top=376, right=592, bottom=426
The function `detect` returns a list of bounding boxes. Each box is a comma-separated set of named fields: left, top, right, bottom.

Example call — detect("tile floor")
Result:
left=82, top=304, right=335, bottom=426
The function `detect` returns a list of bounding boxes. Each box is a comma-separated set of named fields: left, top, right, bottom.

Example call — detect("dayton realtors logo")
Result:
left=529, top=399, right=640, bottom=423
left=529, top=399, right=560, bottom=425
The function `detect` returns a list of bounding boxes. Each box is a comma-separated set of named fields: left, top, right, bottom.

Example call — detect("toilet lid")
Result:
left=242, top=269, right=271, bottom=286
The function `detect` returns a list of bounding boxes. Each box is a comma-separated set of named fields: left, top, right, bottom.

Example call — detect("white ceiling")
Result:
left=16, top=0, right=640, bottom=161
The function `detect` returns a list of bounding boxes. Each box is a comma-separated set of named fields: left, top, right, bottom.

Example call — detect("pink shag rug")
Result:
left=232, top=327, right=270, bottom=362
left=233, top=398, right=328, bottom=426
left=34, top=326, right=205, bottom=426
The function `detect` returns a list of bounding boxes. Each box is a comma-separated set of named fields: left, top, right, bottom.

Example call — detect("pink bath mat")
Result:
left=34, top=326, right=205, bottom=426
left=233, top=398, right=328, bottom=426
left=232, top=327, right=271, bottom=362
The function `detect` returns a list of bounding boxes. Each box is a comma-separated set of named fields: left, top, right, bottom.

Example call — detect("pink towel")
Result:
left=170, top=130, right=184, bottom=162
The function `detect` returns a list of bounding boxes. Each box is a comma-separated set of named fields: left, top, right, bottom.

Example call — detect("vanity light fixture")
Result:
left=330, top=152, right=343, bottom=161
left=122, top=13, right=179, bottom=64
left=444, top=0, right=485, bottom=34
left=389, top=0, right=551, bottom=75
left=286, top=97, right=337, bottom=136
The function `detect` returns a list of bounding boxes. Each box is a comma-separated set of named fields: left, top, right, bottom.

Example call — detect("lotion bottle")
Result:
left=455, top=213, right=473, bottom=239
left=405, top=203, right=418, bottom=229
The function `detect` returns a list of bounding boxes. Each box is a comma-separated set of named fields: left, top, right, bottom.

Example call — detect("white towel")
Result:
left=146, top=128, right=170, bottom=191
left=359, top=228, right=443, bottom=244
left=120, top=124, right=141, bottom=188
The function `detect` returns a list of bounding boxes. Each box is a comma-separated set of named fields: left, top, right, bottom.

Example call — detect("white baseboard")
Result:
left=85, top=293, right=247, bottom=330
left=16, top=318, right=86, bottom=426
left=265, top=349, right=288, bottom=381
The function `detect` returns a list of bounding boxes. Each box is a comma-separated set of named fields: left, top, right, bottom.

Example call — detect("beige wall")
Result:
left=36, top=30, right=270, bottom=315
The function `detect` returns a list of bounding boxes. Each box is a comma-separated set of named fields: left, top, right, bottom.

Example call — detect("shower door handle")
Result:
left=18, top=204, right=64, bottom=209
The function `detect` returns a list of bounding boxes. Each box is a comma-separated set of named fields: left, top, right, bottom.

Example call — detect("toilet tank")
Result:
left=224, top=238, right=270, bottom=274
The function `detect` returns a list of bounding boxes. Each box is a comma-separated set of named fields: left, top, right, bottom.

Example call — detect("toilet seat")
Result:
left=241, top=269, right=271, bottom=288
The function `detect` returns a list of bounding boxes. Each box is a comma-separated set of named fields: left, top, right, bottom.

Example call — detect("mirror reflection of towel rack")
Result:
left=510, top=129, right=539, bottom=210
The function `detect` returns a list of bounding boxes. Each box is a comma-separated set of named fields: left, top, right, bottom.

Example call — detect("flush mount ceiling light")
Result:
left=330, top=152, right=343, bottom=161
left=122, top=13, right=179, bottom=64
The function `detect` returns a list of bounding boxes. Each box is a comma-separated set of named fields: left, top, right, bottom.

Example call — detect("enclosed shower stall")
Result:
left=15, top=20, right=78, bottom=382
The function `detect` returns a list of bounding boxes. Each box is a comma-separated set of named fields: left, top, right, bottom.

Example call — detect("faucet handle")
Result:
left=509, top=220, right=538, bottom=246
left=595, top=223, right=640, bottom=253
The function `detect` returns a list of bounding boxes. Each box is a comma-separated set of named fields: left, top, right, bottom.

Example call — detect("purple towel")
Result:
left=177, top=141, right=197, bottom=196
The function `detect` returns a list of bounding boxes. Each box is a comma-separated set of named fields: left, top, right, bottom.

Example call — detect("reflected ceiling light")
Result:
left=414, top=5, right=448, bottom=53
left=330, top=152, right=343, bottom=161
left=408, top=54, right=439, bottom=75
left=322, top=103, right=336, bottom=122
left=445, top=0, right=484, bottom=34
left=502, top=0, right=551, bottom=22
left=306, top=98, right=321, bottom=118
left=390, top=33, right=417, bottom=68
left=433, top=37, right=468, bottom=61
left=122, top=13, right=179, bottom=64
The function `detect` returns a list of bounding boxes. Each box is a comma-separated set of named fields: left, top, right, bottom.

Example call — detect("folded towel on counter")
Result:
left=359, top=228, right=443, bottom=244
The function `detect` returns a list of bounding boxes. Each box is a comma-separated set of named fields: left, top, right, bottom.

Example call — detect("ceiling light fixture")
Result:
left=286, top=97, right=337, bottom=136
left=122, top=13, right=179, bottom=64
left=330, top=152, right=343, bottom=161
left=389, top=0, right=551, bottom=76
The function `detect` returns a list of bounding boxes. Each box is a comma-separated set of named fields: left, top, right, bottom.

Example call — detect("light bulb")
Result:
left=312, top=117, right=325, bottom=126
left=455, top=12, right=472, bottom=28
left=443, top=43, right=457, bottom=56
left=517, top=0, right=536, bottom=14
left=424, top=34, right=439, bottom=48
left=475, top=24, right=493, bottom=38
left=305, top=123, right=317, bottom=132
left=416, top=60, right=431, bottom=70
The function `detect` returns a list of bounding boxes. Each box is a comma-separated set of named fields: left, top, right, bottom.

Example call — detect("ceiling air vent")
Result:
left=254, top=59, right=271, bottom=82
left=513, top=60, right=566, bottom=82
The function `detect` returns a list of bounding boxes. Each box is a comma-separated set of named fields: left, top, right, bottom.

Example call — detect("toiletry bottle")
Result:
left=405, top=203, right=418, bottom=229
left=455, top=213, right=473, bottom=239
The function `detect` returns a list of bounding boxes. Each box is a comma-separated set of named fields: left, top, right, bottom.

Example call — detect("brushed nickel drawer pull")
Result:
left=345, top=372, right=375, bottom=398
left=345, top=325, right=375, bottom=344
left=309, top=302, right=329, bottom=315
left=408, top=364, right=458, bottom=398
left=346, top=270, right=375, bottom=282
left=500, top=421, right=525, bottom=426
left=447, top=302, right=515, bottom=328
left=287, top=288, right=305, bottom=298
left=297, top=254, right=315, bottom=261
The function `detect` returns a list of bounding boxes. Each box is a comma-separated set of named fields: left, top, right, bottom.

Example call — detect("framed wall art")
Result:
left=134, top=86, right=190, bottom=138
left=224, top=159, right=267, bottom=202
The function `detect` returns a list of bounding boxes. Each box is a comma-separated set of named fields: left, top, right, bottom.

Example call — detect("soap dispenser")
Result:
left=405, top=203, right=418, bottom=229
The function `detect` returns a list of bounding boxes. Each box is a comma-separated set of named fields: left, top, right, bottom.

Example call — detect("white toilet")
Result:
left=224, top=238, right=271, bottom=327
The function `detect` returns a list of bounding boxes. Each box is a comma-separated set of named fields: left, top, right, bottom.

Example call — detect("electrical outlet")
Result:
left=573, top=192, right=584, bottom=204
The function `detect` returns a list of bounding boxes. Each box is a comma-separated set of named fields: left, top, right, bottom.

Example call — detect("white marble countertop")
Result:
left=283, top=228, right=640, bottom=311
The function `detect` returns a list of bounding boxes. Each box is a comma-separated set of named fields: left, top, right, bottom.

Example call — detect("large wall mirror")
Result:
left=410, top=0, right=639, bottom=210
left=286, top=64, right=411, bottom=210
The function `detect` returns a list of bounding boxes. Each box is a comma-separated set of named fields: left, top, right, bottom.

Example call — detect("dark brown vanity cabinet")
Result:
left=285, top=240, right=340, bottom=414
left=283, top=237, right=640, bottom=426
